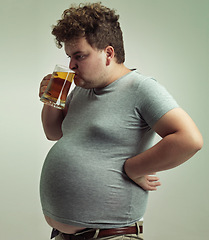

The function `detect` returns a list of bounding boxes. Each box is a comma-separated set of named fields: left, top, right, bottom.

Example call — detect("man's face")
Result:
left=64, top=38, right=109, bottom=89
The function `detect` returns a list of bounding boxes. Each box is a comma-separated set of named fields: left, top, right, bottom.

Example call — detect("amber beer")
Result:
left=40, top=65, right=75, bottom=109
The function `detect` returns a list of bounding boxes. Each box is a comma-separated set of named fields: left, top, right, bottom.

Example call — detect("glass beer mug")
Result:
left=40, top=65, right=75, bottom=109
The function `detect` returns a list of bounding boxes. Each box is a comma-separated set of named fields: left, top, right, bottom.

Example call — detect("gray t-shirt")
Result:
left=40, top=70, right=179, bottom=228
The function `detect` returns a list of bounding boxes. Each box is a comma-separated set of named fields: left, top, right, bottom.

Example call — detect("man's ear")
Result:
left=105, top=46, right=115, bottom=66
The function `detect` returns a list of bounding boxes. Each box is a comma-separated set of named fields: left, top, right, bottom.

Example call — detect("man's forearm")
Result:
left=41, top=104, right=65, bottom=141
left=124, top=131, right=202, bottom=180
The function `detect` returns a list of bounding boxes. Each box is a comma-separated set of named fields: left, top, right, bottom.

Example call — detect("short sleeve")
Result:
left=136, top=78, right=179, bottom=127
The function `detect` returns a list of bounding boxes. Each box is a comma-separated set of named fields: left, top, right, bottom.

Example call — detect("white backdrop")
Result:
left=1, top=0, right=208, bottom=239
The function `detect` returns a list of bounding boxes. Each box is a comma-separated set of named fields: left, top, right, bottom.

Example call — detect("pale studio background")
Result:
left=1, top=0, right=208, bottom=239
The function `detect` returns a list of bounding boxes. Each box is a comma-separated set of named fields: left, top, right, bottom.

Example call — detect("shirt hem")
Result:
left=42, top=209, right=143, bottom=229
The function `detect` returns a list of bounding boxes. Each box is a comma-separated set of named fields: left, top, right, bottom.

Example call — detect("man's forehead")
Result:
left=64, top=38, right=101, bottom=56
left=65, top=37, right=87, bottom=48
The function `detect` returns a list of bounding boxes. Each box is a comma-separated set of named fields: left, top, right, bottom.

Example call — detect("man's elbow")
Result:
left=46, top=135, right=62, bottom=141
left=44, top=130, right=63, bottom=141
left=187, top=131, right=203, bottom=154
left=193, top=136, right=203, bottom=152
left=43, top=124, right=63, bottom=141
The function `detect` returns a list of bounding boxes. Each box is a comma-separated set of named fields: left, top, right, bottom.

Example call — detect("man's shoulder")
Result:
left=124, top=70, right=155, bottom=88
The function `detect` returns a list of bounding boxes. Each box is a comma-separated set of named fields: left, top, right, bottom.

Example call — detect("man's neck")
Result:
left=107, top=63, right=131, bottom=85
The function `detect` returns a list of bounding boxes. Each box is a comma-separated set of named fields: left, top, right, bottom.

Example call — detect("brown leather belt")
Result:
left=51, top=224, right=143, bottom=240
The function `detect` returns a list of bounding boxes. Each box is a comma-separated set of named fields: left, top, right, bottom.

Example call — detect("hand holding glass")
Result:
left=40, top=65, right=75, bottom=109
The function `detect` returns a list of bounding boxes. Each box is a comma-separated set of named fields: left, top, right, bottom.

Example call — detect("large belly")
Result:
left=40, top=138, right=130, bottom=223
left=40, top=136, right=146, bottom=227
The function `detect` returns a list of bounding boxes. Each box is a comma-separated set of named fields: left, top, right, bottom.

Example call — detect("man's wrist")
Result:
left=124, top=158, right=142, bottom=180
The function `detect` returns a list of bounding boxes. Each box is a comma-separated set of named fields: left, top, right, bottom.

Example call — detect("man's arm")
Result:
left=41, top=105, right=66, bottom=140
left=40, top=74, right=68, bottom=141
left=124, top=108, right=203, bottom=185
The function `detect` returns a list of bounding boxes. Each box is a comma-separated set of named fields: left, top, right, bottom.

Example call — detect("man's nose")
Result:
left=69, top=58, right=78, bottom=70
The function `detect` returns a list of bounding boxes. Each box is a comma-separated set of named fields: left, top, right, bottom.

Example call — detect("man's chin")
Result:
left=74, top=78, right=89, bottom=88
left=74, top=77, right=94, bottom=89
left=74, top=77, right=83, bottom=86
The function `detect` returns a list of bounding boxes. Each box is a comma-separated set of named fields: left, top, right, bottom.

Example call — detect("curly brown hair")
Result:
left=51, top=2, right=125, bottom=63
